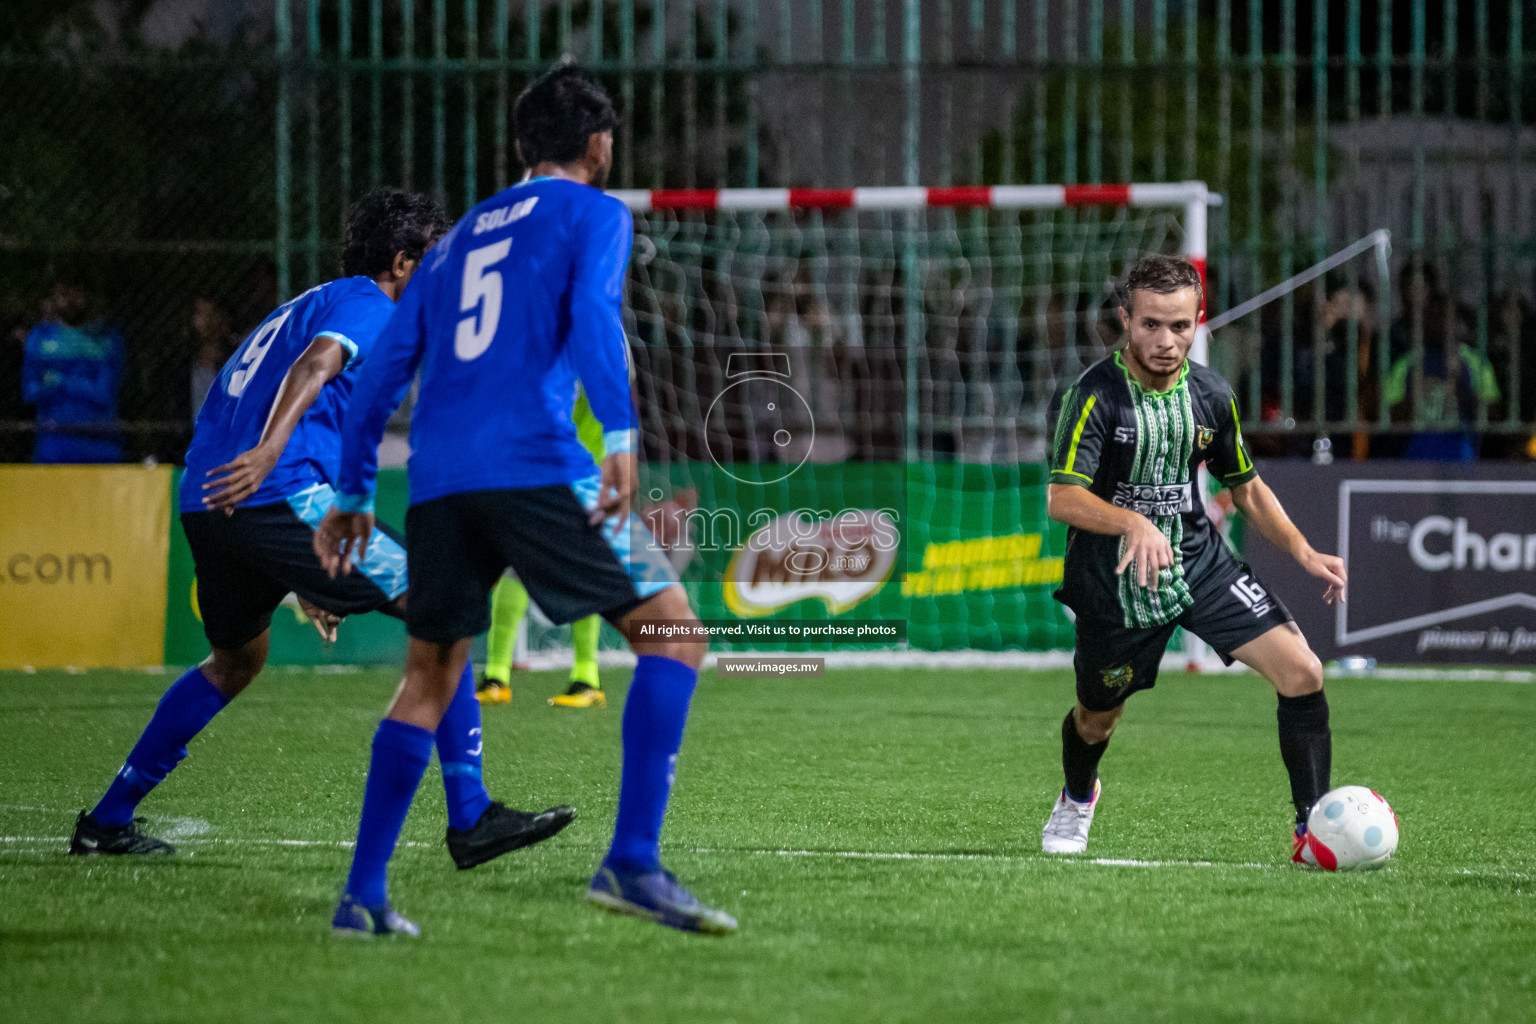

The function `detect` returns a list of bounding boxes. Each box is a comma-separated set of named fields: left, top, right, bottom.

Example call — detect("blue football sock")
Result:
left=345, top=719, right=433, bottom=908
left=436, top=661, right=492, bottom=831
left=91, top=666, right=230, bottom=827
left=605, top=655, right=698, bottom=873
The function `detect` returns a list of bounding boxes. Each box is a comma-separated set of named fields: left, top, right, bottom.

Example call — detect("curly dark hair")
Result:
left=514, top=63, right=617, bottom=169
left=340, top=187, right=449, bottom=278
left=1121, top=253, right=1204, bottom=313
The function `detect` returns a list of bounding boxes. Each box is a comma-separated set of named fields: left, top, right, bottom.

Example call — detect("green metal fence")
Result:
left=2, top=1, right=1533, bottom=461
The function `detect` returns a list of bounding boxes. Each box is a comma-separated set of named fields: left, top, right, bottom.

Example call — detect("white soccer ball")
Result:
left=1306, top=786, right=1399, bottom=871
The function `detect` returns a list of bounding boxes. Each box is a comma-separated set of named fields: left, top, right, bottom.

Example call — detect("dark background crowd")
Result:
left=4, top=0, right=1534, bottom=467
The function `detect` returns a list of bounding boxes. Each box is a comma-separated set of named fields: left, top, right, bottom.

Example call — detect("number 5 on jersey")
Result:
left=456, top=239, right=512, bottom=361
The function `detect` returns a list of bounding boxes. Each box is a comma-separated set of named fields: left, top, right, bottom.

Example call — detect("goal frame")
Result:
left=610, top=181, right=1221, bottom=363
left=612, top=181, right=1224, bottom=665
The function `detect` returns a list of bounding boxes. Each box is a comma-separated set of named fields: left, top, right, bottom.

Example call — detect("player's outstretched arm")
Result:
left=567, top=200, right=636, bottom=446
left=334, top=279, right=427, bottom=517
left=203, top=336, right=348, bottom=513
left=1047, top=484, right=1174, bottom=589
left=1229, top=476, right=1347, bottom=604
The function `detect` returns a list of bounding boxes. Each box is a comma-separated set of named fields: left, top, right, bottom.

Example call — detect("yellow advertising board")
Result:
left=0, top=465, right=171, bottom=668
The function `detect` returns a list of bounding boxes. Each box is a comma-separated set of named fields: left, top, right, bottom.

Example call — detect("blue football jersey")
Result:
left=181, top=277, right=396, bottom=512
left=22, top=320, right=125, bottom=463
left=337, top=177, right=634, bottom=510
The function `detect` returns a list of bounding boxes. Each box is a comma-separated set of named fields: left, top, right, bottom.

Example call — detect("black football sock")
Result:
left=1061, top=710, right=1109, bottom=803
left=1276, top=690, right=1332, bottom=827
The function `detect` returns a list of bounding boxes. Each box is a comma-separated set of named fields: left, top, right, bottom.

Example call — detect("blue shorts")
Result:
left=182, top=483, right=407, bottom=650
left=403, top=477, right=678, bottom=645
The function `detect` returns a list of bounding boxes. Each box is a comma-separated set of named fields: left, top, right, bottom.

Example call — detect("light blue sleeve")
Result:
left=311, top=286, right=395, bottom=367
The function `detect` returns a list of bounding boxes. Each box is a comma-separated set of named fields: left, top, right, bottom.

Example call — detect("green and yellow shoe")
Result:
left=549, top=681, right=605, bottom=709
left=475, top=674, right=512, bottom=705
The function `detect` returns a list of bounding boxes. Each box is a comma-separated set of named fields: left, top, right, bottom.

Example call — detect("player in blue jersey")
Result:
left=23, top=280, right=125, bottom=463
left=70, top=189, right=573, bottom=869
left=316, top=65, right=735, bottom=938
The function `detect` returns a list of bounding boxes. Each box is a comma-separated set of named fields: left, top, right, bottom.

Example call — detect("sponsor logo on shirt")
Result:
left=1113, top=426, right=1136, bottom=444
left=1111, top=481, right=1194, bottom=517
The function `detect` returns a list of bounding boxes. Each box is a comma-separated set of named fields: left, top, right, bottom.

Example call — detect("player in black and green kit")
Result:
left=1041, top=254, right=1348, bottom=867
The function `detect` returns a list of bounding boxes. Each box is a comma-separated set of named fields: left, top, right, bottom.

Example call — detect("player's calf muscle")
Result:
left=203, top=634, right=269, bottom=698
left=387, top=637, right=471, bottom=727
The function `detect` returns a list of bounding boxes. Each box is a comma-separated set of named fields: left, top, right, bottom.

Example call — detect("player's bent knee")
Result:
left=1276, top=652, right=1325, bottom=697
left=618, top=586, right=706, bottom=670
left=629, top=630, right=706, bottom=670
left=404, top=640, right=469, bottom=694
left=1074, top=704, right=1122, bottom=744
left=205, top=633, right=269, bottom=698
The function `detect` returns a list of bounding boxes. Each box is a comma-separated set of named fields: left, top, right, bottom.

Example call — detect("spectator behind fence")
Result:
left=22, top=280, right=125, bottom=463
left=189, top=296, right=235, bottom=418
left=1384, top=259, right=1498, bottom=462
left=1319, top=280, right=1381, bottom=459
left=1490, top=290, right=1536, bottom=453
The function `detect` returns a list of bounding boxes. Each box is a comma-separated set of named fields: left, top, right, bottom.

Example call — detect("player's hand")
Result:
left=313, top=508, right=374, bottom=578
left=1116, top=514, right=1175, bottom=589
left=296, top=595, right=343, bottom=644
left=1299, top=548, right=1348, bottom=604
left=202, top=444, right=281, bottom=514
left=590, top=450, right=637, bottom=525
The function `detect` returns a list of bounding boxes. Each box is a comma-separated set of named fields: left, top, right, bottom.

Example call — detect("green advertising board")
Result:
left=641, top=460, right=1074, bottom=652
left=164, top=463, right=1077, bottom=665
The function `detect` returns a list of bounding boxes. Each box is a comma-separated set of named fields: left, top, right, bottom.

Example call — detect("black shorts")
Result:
left=404, top=481, right=679, bottom=645
left=182, top=486, right=408, bottom=650
left=1073, top=563, right=1294, bottom=712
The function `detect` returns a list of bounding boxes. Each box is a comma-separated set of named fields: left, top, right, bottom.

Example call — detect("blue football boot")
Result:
left=586, top=863, right=737, bottom=936
left=331, top=895, right=421, bottom=938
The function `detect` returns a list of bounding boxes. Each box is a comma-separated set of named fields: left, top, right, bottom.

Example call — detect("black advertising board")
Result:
left=1244, top=461, right=1536, bottom=665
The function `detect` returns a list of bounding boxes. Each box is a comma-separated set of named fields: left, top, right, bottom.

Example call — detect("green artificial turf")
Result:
left=1, top=666, right=1532, bottom=1023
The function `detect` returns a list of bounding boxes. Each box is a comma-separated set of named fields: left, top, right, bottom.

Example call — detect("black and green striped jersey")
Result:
left=1047, top=352, right=1258, bottom=629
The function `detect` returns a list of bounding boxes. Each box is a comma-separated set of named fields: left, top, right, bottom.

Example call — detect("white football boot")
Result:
left=1041, top=779, right=1102, bottom=854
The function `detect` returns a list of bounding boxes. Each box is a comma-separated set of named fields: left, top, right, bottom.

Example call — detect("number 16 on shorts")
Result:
left=1229, top=574, right=1273, bottom=617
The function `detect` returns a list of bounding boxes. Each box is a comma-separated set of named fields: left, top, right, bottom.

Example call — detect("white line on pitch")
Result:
left=0, top=835, right=434, bottom=850
left=3, top=833, right=1526, bottom=881
left=687, top=847, right=1273, bottom=869
left=0, top=835, right=1265, bottom=868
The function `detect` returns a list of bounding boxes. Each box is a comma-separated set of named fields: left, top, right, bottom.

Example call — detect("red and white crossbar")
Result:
left=611, top=180, right=1217, bottom=264
left=612, top=181, right=1220, bottom=326
left=608, top=182, right=1216, bottom=213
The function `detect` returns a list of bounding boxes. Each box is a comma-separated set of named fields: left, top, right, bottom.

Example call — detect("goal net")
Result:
left=591, top=185, right=1212, bottom=654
